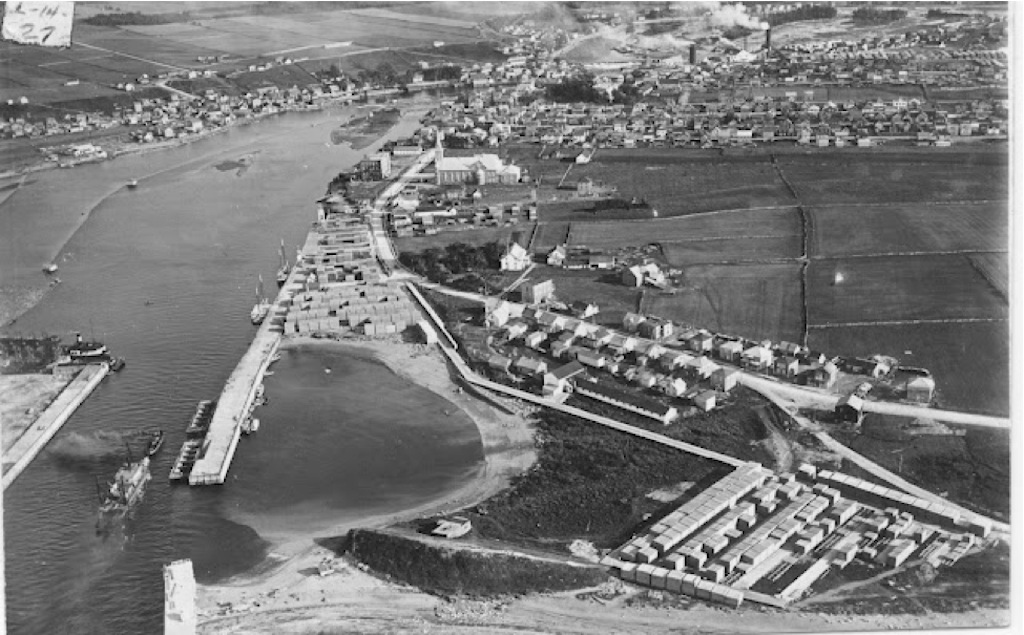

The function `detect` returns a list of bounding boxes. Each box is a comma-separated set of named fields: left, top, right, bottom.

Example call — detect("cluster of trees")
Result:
left=357, top=63, right=400, bottom=87
left=591, top=197, right=650, bottom=214
left=851, top=7, right=908, bottom=25
left=82, top=11, right=186, bottom=26
left=545, top=75, right=605, bottom=103
left=407, top=65, right=463, bottom=83
left=722, top=25, right=755, bottom=41
left=399, top=242, right=505, bottom=282
left=765, top=5, right=838, bottom=27
left=926, top=9, right=969, bottom=19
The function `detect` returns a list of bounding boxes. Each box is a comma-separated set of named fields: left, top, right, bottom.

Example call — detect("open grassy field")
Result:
left=231, top=64, right=318, bottom=92
left=806, top=254, right=1007, bottom=325
left=778, top=147, right=1009, bottom=205
left=661, top=234, right=803, bottom=266
left=573, top=149, right=797, bottom=217
left=808, top=201, right=1008, bottom=258
left=568, top=207, right=801, bottom=250
left=645, top=263, right=805, bottom=343
left=807, top=321, right=1010, bottom=416
left=832, top=425, right=1009, bottom=521
left=533, top=266, right=642, bottom=328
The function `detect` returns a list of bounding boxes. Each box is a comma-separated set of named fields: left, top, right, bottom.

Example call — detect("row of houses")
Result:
left=485, top=300, right=923, bottom=419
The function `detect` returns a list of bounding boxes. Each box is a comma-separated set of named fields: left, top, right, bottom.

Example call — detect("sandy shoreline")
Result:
left=196, top=335, right=537, bottom=623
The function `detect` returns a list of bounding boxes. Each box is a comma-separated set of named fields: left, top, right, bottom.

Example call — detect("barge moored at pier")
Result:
left=169, top=400, right=215, bottom=483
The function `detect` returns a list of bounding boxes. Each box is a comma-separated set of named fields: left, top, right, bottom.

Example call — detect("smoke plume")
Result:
left=50, top=430, right=138, bottom=462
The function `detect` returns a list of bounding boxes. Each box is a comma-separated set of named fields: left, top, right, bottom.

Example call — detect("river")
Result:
left=1, top=95, right=485, bottom=634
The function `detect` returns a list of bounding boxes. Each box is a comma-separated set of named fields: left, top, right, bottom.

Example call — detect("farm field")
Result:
left=808, top=200, right=1008, bottom=258
left=568, top=207, right=801, bottom=249
left=968, top=253, right=1009, bottom=300
left=661, top=234, right=803, bottom=266
left=397, top=1, right=538, bottom=20
left=645, top=263, right=804, bottom=343
left=778, top=147, right=1009, bottom=204
left=530, top=222, right=572, bottom=252
left=348, top=7, right=479, bottom=29
left=806, top=254, right=1007, bottom=325
left=573, top=149, right=797, bottom=217
left=0, top=6, right=491, bottom=106
left=807, top=321, right=1009, bottom=417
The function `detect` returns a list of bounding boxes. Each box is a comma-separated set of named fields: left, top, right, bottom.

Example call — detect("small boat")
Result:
left=276, top=239, right=290, bottom=286
left=146, top=430, right=165, bottom=457
left=250, top=274, right=271, bottom=325
left=109, top=357, right=126, bottom=372
left=43, top=263, right=59, bottom=274
left=241, top=417, right=260, bottom=435
left=127, top=179, right=138, bottom=189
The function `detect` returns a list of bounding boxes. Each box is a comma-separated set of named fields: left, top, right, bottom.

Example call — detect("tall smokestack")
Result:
left=689, top=43, right=696, bottom=65
left=765, top=27, right=772, bottom=57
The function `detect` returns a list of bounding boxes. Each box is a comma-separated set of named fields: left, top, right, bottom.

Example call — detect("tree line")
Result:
left=765, top=5, right=838, bottom=27
left=399, top=242, right=506, bottom=282
left=851, top=7, right=908, bottom=25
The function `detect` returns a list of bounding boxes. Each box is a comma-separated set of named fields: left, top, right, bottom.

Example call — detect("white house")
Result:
left=500, top=243, right=531, bottom=271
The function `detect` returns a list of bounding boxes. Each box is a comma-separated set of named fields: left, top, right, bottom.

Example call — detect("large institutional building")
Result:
left=434, top=133, right=521, bottom=186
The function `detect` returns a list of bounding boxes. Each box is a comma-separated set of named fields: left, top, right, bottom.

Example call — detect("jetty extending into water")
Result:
left=187, top=277, right=294, bottom=485
left=2, top=363, right=109, bottom=490
left=187, top=319, right=281, bottom=485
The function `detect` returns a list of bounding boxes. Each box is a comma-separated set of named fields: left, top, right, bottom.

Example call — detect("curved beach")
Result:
left=196, top=335, right=538, bottom=622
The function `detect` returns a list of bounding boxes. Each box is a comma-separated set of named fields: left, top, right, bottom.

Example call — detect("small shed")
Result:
left=835, top=394, right=865, bottom=424
left=711, top=368, right=740, bottom=392
left=906, top=376, right=935, bottom=403
left=693, top=391, right=717, bottom=412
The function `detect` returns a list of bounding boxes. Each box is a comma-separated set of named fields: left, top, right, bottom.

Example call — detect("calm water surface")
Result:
left=2, top=97, right=483, bottom=634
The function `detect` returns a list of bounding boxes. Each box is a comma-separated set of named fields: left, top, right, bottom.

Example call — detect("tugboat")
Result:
left=146, top=430, right=165, bottom=457
left=250, top=275, right=272, bottom=325
left=55, top=333, right=126, bottom=371
left=66, top=332, right=109, bottom=362
left=97, top=446, right=151, bottom=529
left=276, top=239, right=291, bottom=286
